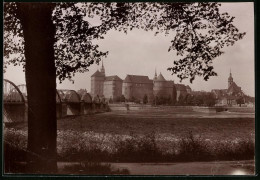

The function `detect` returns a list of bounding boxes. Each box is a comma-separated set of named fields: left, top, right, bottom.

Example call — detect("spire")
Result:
left=228, top=68, right=233, bottom=88
left=100, top=60, right=105, bottom=76
left=153, top=68, right=157, bottom=80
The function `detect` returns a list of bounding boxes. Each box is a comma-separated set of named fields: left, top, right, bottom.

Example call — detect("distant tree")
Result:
left=157, top=95, right=164, bottom=105
left=203, top=93, right=216, bottom=106
left=167, top=95, right=172, bottom=105
left=120, top=95, right=126, bottom=102
left=143, top=94, right=148, bottom=104
left=109, top=97, right=113, bottom=104
left=236, top=96, right=244, bottom=107
left=194, top=94, right=203, bottom=106
left=130, top=96, right=136, bottom=102
left=178, top=94, right=185, bottom=105
left=186, top=94, right=194, bottom=105
left=244, top=95, right=255, bottom=104
left=4, top=2, right=245, bottom=172
left=135, top=99, right=141, bottom=104
left=154, top=96, right=159, bottom=106
left=115, top=96, right=121, bottom=102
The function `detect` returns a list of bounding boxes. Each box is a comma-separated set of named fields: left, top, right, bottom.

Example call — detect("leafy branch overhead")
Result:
left=4, top=2, right=245, bottom=82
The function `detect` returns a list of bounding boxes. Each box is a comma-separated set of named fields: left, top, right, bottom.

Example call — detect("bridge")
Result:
left=3, top=79, right=108, bottom=123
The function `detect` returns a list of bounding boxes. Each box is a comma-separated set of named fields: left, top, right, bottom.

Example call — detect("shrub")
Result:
left=212, top=138, right=255, bottom=161
left=4, top=128, right=27, bottom=149
left=177, top=131, right=212, bottom=161
left=4, top=128, right=255, bottom=164
left=4, top=128, right=28, bottom=173
left=113, top=132, right=162, bottom=162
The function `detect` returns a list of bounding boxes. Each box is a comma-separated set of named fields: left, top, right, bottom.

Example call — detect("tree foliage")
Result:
left=4, top=2, right=245, bottom=83
left=143, top=94, right=148, bottom=104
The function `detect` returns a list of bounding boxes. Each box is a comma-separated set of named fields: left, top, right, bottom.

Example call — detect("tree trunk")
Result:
left=17, top=3, right=57, bottom=173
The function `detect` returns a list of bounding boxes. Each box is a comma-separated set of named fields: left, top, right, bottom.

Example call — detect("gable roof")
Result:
left=186, top=85, right=191, bottom=90
left=105, top=75, right=122, bottom=81
left=156, top=73, right=166, bottom=81
left=91, top=70, right=104, bottom=77
left=124, top=75, right=152, bottom=84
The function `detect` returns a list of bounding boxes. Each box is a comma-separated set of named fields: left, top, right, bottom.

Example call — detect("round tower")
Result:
left=153, top=72, right=167, bottom=98
left=122, top=75, right=133, bottom=100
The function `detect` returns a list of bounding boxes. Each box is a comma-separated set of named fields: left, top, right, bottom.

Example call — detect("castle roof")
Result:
left=91, top=70, right=105, bottom=77
left=155, top=73, right=166, bottom=81
left=186, top=85, right=191, bottom=90
left=105, top=75, right=122, bottom=81
left=124, top=75, right=152, bottom=84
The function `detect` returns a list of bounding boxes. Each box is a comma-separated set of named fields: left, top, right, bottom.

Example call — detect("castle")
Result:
left=90, top=62, right=191, bottom=103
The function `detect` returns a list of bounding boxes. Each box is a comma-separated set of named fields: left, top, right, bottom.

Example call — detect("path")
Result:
left=109, top=160, right=255, bottom=175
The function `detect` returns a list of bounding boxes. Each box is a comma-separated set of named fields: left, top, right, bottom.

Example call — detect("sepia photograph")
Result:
left=3, top=2, right=255, bottom=176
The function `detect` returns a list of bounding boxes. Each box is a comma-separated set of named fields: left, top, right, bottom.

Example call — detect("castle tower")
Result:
left=228, top=69, right=233, bottom=88
left=122, top=75, right=133, bottom=100
left=153, top=72, right=167, bottom=97
left=91, top=62, right=105, bottom=97
left=100, top=60, right=105, bottom=76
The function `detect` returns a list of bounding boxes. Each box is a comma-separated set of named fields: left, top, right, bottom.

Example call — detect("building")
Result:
left=212, top=70, right=244, bottom=106
left=91, top=63, right=191, bottom=103
left=175, top=84, right=191, bottom=101
left=91, top=61, right=123, bottom=101
left=91, top=70, right=105, bottom=97
left=123, top=75, right=154, bottom=102
left=103, top=76, right=123, bottom=100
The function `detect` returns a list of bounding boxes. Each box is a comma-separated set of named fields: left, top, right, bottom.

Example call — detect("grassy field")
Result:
left=9, top=108, right=255, bottom=141
left=56, top=113, right=254, bottom=141
left=5, top=107, right=255, bottom=164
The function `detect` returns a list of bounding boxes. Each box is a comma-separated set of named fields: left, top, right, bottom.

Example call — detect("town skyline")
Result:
left=4, top=2, right=254, bottom=96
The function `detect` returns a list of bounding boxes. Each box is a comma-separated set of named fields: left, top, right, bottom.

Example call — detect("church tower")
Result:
left=100, top=60, right=105, bottom=76
left=228, top=69, right=233, bottom=88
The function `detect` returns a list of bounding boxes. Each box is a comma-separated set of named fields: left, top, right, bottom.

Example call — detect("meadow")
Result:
left=4, top=107, right=255, bottom=167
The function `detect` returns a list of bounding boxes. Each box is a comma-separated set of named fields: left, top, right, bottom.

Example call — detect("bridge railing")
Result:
left=3, top=79, right=108, bottom=123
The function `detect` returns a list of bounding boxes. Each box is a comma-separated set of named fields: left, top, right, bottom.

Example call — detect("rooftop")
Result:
left=124, top=75, right=152, bottom=84
left=105, top=75, right=123, bottom=81
left=91, top=70, right=105, bottom=77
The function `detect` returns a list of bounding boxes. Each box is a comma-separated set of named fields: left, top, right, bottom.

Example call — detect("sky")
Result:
left=3, top=2, right=255, bottom=96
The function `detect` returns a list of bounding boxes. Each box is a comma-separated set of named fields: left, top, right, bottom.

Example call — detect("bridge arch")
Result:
left=3, top=79, right=27, bottom=123
left=57, top=89, right=81, bottom=115
left=80, top=92, right=92, bottom=103
left=3, top=79, right=26, bottom=103
left=57, top=90, right=81, bottom=103
left=16, top=84, right=62, bottom=103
